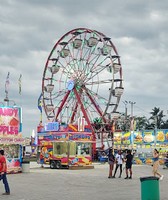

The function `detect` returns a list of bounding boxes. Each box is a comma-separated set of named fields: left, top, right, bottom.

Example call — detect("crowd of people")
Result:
left=107, top=149, right=133, bottom=179
left=107, top=148, right=164, bottom=180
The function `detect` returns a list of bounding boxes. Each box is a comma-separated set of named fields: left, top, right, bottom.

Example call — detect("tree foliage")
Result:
left=120, top=107, right=168, bottom=131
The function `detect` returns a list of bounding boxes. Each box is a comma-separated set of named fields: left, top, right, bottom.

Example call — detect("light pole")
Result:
left=128, top=101, right=136, bottom=147
left=154, top=115, right=157, bottom=148
left=123, top=100, right=128, bottom=120
left=129, top=101, right=136, bottom=117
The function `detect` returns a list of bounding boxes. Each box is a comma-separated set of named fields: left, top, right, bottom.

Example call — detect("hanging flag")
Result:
left=18, top=74, right=22, bottom=95
left=5, top=72, right=10, bottom=95
left=38, top=93, right=43, bottom=113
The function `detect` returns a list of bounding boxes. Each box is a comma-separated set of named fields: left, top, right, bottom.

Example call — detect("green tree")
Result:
left=149, top=107, right=165, bottom=129
left=160, top=119, right=168, bottom=129
left=134, top=116, right=149, bottom=131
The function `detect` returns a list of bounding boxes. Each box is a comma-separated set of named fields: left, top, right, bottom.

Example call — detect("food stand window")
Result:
left=76, top=143, right=91, bottom=155
left=69, top=142, right=76, bottom=156
left=0, top=144, right=20, bottom=159
left=53, top=142, right=67, bottom=155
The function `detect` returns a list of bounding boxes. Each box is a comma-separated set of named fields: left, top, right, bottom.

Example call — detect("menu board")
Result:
left=122, top=132, right=131, bottom=145
left=143, top=130, right=154, bottom=144
left=113, top=129, right=168, bottom=147
left=134, top=131, right=143, bottom=144
left=165, top=130, right=168, bottom=142
left=156, top=129, right=168, bottom=143
left=156, top=130, right=165, bottom=143
left=113, top=132, right=122, bottom=145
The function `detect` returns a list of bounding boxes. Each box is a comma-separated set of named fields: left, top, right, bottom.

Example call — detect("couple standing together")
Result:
left=108, top=149, right=133, bottom=179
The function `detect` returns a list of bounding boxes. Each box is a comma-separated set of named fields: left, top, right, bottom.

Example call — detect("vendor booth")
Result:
left=0, top=106, right=24, bottom=173
left=37, top=122, right=94, bottom=169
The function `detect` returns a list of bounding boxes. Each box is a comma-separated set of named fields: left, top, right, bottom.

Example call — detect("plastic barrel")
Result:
left=140, top=176, right=160, bottom=200
left=22, top=160, right=30, bottom=173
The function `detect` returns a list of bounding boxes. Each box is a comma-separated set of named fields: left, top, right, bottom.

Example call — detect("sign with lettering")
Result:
left=0, top=107, right=22, bottom=136
left=45, top=122, right=59, bottom=132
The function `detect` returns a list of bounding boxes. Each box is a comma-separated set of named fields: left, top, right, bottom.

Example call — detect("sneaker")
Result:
left=108, top=176, right=112, bottom=178
left=2, top=192, right=10, bottom=195
left=124, top=177, right=128, bottom=179
left=112, top=176, right=115, bottom=178
left=160, top=175, right=164, bottom=180
left=129, top=176, right=132, bottom=179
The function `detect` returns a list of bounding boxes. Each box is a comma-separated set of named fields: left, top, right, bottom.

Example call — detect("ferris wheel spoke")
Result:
left=84, top=86, right=108, bottom=106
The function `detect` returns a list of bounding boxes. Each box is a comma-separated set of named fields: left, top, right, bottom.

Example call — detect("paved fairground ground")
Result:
left=0, top=162, right=167, bottom=200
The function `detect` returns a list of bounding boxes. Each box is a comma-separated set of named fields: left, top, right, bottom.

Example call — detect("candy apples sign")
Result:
left=0, top=107, right=22, bottom=135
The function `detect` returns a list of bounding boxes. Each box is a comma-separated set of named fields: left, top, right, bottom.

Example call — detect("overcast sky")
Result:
left=0, top=0, right=168, bottom=137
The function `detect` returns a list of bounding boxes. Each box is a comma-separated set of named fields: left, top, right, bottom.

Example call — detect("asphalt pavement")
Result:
left=0, top=162, right=167, bottom=200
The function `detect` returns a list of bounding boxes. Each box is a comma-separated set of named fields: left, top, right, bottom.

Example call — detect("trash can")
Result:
left=22, top=160, right=30, bottom=173
left=140, top=176, right=160, bottom=200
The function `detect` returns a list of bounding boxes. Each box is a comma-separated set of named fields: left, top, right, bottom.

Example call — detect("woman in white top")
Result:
left=112, top=150, right=124, bottom=178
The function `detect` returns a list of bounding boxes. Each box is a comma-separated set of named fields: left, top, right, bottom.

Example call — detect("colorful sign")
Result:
left=69, top=133, right=92, bottom=141
left=45, top=122, right=59, bottom=132
left=122, top=132, right=131, bottom=145
left=165, top=130, right=168, bottom=142
left=143, top=130, right=154, bottom=144
left=0, top=137, right=24, bottom=144
left=38, top=132, right=93, bottom=144
left=0, top=107, right=22, bottom=136
left=113, top=132, right=122, bottom=145
left=156, top=130, right=165, bottom=143
left=133, top=131, right=143, bottom=144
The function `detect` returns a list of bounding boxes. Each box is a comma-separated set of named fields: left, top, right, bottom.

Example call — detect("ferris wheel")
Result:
left=42, top=28, right=124, bottom=134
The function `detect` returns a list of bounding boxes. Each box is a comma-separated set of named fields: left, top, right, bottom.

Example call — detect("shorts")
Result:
left=153, top=160, right=159, bottom=173
left=108, top=161, right=114, bottom=165
left=126, top=163, right=132, bottom=169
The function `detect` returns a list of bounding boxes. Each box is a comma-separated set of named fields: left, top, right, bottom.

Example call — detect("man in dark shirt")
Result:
left=124, top=150, right=133, bottom=179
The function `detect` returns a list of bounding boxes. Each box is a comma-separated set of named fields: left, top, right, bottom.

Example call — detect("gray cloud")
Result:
left=0, top=0, right=168, bottom=137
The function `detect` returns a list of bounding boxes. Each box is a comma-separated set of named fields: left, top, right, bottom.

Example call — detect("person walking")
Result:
left=124, top=150, right=133, bottom=179
left=152, top=149, right=163, bottom=180
left=112, top=150, right=124, bottom=178
left=107, top=148, right=115, bottom=178
left=0, top=149, right=10, bottom=195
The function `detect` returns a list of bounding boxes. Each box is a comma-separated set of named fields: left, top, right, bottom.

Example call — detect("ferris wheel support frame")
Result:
left=73, top=88, right=95, bottom=137
left=55, top=90, right=71, bottom=121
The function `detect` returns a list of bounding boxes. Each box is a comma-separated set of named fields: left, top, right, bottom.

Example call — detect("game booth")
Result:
left=0, top=106, right=24, bottom=173
left=37, top=121, right=94, bottom=169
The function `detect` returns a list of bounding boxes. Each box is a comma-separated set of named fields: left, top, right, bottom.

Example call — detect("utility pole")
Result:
left=128, top=101, right=136, bottom=147
left=123, top=100, right=128, bottom=119
left=129, top=101, right=136, bottom=117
